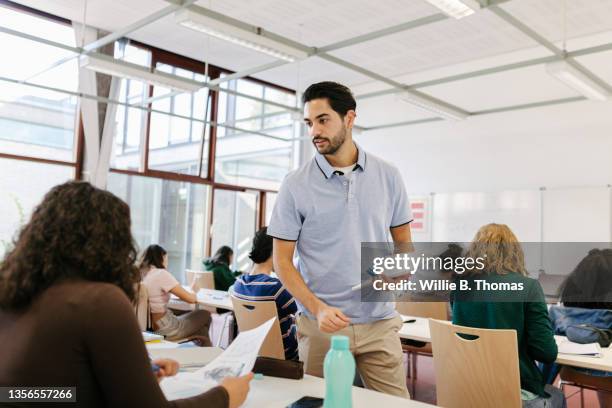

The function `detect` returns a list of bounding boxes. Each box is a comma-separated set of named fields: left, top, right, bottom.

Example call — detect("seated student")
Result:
left=203, top=246, right=241, bottom=292
left=452, top=223, right=565, bottom=408
left=551, top=249, right=612, bottom=407
left=0, top=181, right=252, bottom=408
left=231, top=227, right=299, bottom=360
left=140, top=244, right=212, bottom=344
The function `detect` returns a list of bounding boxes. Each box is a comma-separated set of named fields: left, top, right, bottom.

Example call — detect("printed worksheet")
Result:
left=161, top=317, right=277, bottom=400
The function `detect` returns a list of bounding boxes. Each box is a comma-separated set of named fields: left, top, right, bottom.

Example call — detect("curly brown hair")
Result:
left=0, top=181, right=139, bottom=309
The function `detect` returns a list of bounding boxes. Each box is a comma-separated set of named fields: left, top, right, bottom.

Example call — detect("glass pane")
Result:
left=110, top=43, right=152, bottom=171
left=0, top=158, right=73, bottom=258
left=107, top=172, right=210, bottom=283
left=148, top=63, right=210, bottom=177
left=0, top=6, right=74, bottom=46
left=0, top=9, right=78, bottom=162
left=265, top=192, right=277, bottom=226
left=211, top=189, right=257, bottom=272
left=215, top=79, right=295, bottom=189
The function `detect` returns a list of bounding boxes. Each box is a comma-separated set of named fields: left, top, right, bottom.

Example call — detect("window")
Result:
left=0, top=157, right=74, bottom=257
left=107, top=172, right=211, bottom=283
left=215, top=78, right=296, bottom=190
left=264, top=192, right=277, bottom=226
left=0, top=5, right=78, bottom=162
left=109, top=42, right=152, bottom=171
left=148, top=63, right=211, bottom=177
left=210, top=189, right=258, bottom=272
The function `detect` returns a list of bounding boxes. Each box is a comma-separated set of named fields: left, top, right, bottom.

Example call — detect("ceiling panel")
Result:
left=502, top=0, right=612, bottom=47
left=206, top=0, right=440, bottom=47
left=328, top=8, right=540, bottom=79
left=355, top=94, right=437, bottom=128
left=421, top=64, right=581, bottom=112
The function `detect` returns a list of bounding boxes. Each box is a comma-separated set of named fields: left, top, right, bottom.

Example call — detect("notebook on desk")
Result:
left=556, top=337, right=601, bottom=357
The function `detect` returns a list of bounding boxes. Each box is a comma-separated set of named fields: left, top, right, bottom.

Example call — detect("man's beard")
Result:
left=313, top=127, right=346, bottom=155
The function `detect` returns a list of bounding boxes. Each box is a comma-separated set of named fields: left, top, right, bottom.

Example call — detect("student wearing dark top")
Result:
left=0, top=181, right=252, bottom=408
left=203, top=246, right=242, bottom=292
left=553, top=249, right=612, bottom=407
left=452, top=223, right=565, bottom=408
left=231, top=227, right=299, bottom=360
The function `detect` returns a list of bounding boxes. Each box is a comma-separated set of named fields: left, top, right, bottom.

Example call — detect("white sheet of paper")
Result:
left=197, top=317, right=276, bottom=380
left=556, top=337, right=601, bottom=356
left=161, top=317, right=277, bottom=401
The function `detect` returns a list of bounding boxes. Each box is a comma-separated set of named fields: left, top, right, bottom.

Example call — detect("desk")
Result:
left=399, top=318, right=612, bottom=372
left=555, top=336, right=612, bottom=372
left=169, top=287, right=233, bottom=311
left=242, top=374, right=436, bottom=408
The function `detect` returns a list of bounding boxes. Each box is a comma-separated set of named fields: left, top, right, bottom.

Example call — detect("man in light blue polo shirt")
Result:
left=268, top=81, right=413, bottom=398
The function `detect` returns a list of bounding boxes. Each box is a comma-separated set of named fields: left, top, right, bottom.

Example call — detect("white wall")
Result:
left=355, top=99, right=612, bottom=195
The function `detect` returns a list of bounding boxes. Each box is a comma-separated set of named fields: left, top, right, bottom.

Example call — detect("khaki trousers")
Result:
left=297, top=313, right=410, bottom=399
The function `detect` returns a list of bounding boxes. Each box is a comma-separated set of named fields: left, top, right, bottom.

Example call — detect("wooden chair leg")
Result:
left=411, top=352, right=417, bottom=398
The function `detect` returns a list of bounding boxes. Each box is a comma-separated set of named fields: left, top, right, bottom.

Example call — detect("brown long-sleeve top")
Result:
left=0, top=280, right=229, bottom=407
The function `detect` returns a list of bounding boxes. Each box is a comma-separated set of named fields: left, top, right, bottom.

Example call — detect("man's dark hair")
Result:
left=302, top=81, right=356, bottom=118
left=248, top=227, right=273, bottom=264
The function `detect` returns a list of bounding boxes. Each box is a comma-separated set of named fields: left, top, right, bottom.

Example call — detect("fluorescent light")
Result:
left=546, top=59, right=609, bottom=101
left=397, top=91, right=469, bottom=121
left=424, top=0, right=481, bottom=19
left=175, top=9, right=308, bottom=63
left=80, top=53, right=202, bottom=93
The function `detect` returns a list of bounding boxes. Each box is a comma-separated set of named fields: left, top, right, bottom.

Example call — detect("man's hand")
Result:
left=316, top=304, right=351, bottom=333
left=152, top=358, right=180, bottom=382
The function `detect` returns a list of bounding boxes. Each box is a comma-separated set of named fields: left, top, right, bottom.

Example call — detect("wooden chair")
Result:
left=133, top=283, right=151, bottom=331
left=395, top=301, right=449, bottom=397
left=429, top=319, right=521, bottom=408
left=186, top=269, right=215, bottom=291
left=230, top=295, right=285, bottom=360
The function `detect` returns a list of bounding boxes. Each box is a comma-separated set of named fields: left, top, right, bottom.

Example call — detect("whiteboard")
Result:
left=427, top=186, right=612, bottom=280
left=431, top=190, right=541, bottom=242
left=431, top=190, right=541, bottom=273
left=541, top=186, right=612, bottom=277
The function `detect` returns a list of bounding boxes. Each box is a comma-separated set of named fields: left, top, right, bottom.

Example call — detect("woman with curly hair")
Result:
left=0, top=181, right=251, bottom=408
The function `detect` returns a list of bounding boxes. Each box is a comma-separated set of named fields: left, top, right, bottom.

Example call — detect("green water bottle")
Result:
left=323, top=335, right=355, bottom=408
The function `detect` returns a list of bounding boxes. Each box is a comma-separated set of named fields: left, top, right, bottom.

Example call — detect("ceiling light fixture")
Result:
left=174, top=9, right=308, bottom=63
left=424, top=0, right=481, bottom=19
left=397, top=91, right=469, bottom=121
left=80, top=53, right=202, bottom=93
left=546, top=59, right=609, bottom=101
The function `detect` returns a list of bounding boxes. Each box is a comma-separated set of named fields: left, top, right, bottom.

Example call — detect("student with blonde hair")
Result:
left=453, top=223, right=565, bottom=408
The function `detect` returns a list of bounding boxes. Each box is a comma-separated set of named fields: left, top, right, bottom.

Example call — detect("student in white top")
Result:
left=140, top=245, right=211, bottom=343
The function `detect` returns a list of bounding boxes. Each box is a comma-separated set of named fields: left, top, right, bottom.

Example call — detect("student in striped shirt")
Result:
left=231, top=227, right=299, bottom=360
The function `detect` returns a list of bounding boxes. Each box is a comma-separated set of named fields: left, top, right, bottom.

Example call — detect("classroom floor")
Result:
left=405, top=354, right=601, bottom=407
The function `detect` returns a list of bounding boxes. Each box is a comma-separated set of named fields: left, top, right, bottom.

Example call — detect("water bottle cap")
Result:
left=331, top=335, right=349, bottom=350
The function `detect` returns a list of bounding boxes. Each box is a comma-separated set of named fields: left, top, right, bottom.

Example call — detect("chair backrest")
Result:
left=134, top=283, right=150, bottom=331
left=186, top=269, right=215, bottom=291
left=230, top=295, right=285, bottom=360
left=429, top=319, right=521, bottom=408
left=395, top=301, right=449, bottom=321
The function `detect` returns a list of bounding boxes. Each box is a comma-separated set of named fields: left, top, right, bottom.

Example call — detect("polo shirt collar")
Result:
left=314, top=142, right=367, bottom=179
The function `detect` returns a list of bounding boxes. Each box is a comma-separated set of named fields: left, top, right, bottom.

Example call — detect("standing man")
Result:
left=267, top=82, right=413, bottom=398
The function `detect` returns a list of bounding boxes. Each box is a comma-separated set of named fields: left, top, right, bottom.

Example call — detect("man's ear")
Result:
left=344, top=110, right=356, bottom=129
